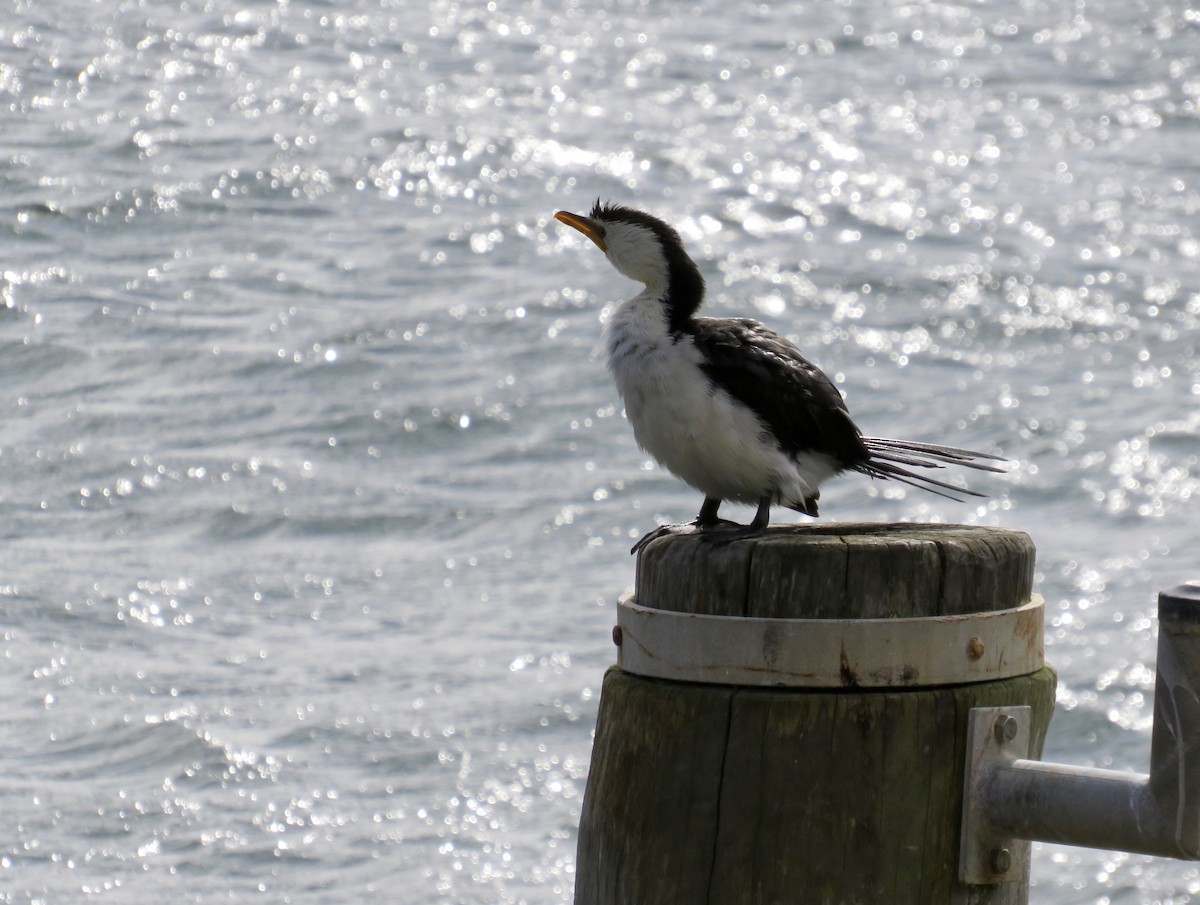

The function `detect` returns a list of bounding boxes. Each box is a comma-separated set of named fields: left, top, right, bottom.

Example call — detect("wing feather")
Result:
left=686, top=317, right=871, bottom=466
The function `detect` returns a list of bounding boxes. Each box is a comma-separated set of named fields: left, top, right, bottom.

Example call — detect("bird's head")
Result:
left=555, top=201, right=705, bottom=324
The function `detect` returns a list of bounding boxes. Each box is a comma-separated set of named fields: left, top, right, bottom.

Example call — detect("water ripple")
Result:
left=3, top=0, right=1199, bottom=902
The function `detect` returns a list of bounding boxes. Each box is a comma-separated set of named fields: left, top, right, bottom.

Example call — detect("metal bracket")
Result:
left=960, top=706, right=1032, bottom=885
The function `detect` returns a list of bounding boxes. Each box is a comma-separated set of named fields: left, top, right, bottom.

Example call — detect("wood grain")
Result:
left=576, top=525, right=1055, bottom=905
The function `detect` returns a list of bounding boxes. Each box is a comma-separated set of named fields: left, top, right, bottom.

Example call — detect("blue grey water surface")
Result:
left=1, top=0, right=1198, bottom=901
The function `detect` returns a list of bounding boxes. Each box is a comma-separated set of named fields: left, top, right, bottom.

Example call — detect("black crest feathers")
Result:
left=590, top=200, right=706, bottom=330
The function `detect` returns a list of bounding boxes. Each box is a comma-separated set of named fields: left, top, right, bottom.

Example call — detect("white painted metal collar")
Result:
left=615, top=595, right=1044, bottom=688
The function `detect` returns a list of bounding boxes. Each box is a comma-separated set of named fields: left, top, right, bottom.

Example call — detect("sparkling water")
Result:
left=3, top=0, right=1198, bottom=901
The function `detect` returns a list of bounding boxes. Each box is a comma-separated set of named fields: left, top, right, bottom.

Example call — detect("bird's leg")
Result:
left=631, top=496, right=770, bottom=555
left=694, top=496, right=737, bottom=530
left=695, top=495, right=772, bottom=545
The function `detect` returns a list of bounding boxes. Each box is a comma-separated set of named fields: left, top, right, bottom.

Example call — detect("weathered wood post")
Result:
left=575, top=524, right=1056, bottom=905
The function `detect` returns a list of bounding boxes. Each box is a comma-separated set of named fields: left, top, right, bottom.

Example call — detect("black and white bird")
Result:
left=555, top=201, right=1005, bottom=554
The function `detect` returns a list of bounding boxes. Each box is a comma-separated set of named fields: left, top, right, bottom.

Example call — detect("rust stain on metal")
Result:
left=1013, top=605, right=1042, bottom=652
left=761, top=624, right=782, bottom=667
left=868, top=664, right=920, bottom=685
left=839, top=646, right=860, bottom=688
left=704, top=663, right=824, bottom=680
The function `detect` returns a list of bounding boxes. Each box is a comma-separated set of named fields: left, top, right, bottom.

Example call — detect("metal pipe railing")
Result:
left=962, top=582, right=1200, bottom=883
left=986, top=759, right=1185, bottom=856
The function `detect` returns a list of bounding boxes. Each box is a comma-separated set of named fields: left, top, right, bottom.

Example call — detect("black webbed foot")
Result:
left=630, top=521, right=692, bottom=555
left=629, top=517, right=743, bottom=555
left=630, top=496, right=773, bottom=555
left=693, top=521, right=769, bottom=546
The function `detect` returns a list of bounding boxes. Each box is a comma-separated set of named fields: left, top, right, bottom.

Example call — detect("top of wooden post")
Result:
left=634, top=523, right=1035, bottom=620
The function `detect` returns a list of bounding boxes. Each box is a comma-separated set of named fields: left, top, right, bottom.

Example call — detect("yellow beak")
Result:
left=554, top=210, right=608, bottom=252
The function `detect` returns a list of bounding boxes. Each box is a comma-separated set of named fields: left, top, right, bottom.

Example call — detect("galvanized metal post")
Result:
left=962, top=582, right=1200, bottom=880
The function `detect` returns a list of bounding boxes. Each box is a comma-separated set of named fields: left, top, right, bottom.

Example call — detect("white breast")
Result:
left=604, top=294, right=837, bottom=506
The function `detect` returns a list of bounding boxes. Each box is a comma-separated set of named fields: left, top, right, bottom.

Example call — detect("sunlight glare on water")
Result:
left=2, top=0, right=1199, bottom=902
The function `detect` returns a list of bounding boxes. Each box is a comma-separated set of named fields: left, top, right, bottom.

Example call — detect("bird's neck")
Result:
left=605, top=289, right=678, bottom=367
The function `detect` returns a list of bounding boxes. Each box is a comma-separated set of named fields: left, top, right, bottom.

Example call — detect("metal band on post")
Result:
left=616, top=594, right=1044, bottom=688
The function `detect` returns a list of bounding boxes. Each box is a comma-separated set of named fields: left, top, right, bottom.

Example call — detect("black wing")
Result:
left=686, top=317, right=871, bottom=467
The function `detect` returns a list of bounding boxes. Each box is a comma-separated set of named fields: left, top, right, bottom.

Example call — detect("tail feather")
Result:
left=855, top=438, right=1008, bottom=501
left=862, top=437, right=1008, bottom=471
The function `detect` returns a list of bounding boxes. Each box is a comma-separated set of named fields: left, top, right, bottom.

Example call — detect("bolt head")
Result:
left=990, top=847, right=1012, bottom=874
left=612, top=625, right=623, bottom=647
left=994, top=715, right=1018, bottom=744
left=967, top=636, right=986, bottom=661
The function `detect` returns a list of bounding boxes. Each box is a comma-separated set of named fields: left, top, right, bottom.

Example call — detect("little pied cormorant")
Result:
left=555, top=201, right=1005, bottom=554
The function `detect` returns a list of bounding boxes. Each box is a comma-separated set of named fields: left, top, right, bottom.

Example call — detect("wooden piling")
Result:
left=575, top=524, right=1057, bottom=905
